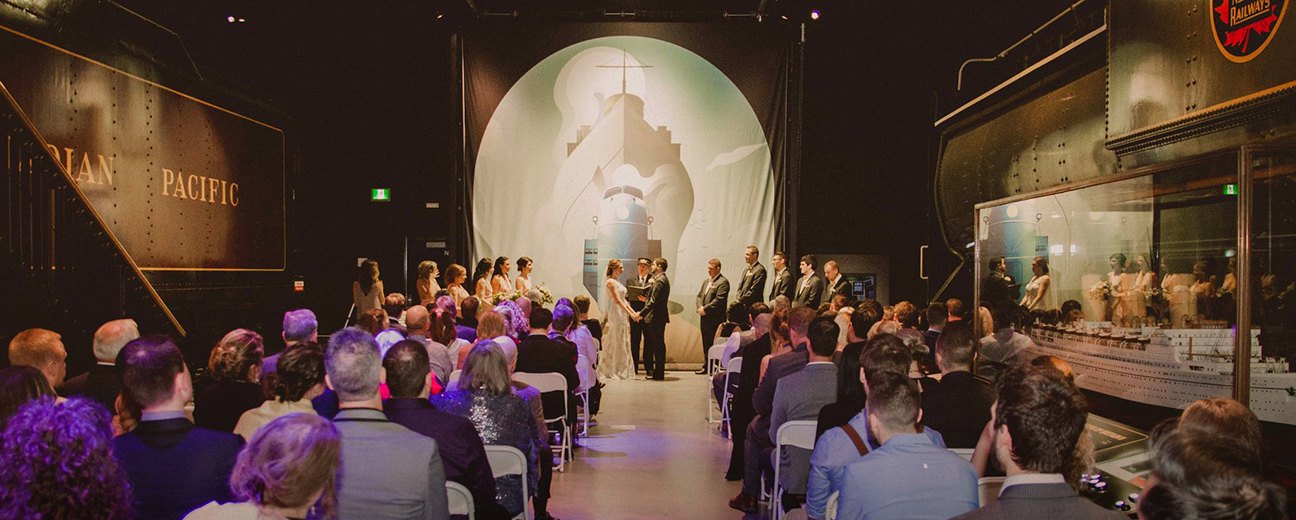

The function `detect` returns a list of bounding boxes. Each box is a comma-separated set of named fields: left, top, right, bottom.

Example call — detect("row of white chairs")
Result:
left=446, top=369, right=583, bottom=473
left=447, top=444, right=532, bottom=520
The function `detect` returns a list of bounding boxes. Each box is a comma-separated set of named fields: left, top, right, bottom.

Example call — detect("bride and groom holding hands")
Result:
left=600, top=257, right=671, bottom=381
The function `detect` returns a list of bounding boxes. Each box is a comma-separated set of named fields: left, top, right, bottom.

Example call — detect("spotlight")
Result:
left=810, top=10, right=820, bottom=20
left=227, top=15, right=235, bottom=22
left=436, top=12, right=443, bottom=19
left=237, top=18, right=246, bottom=22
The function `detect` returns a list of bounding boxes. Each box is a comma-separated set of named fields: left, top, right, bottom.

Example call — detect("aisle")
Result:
left=547, top=371, right=757, bottom=519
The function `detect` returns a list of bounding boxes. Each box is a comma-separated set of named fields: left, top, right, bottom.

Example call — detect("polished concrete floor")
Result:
left=547, top=371, right=767, bottom=520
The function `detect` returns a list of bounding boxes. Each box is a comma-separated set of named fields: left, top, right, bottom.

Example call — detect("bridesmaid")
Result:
left=515, top=256, right=534, bottom=294
left=416, top=260, right=441, bottom=306
left=472, top=258, right=494, bottom=301
left=444, top=263, right=470, bottom=306
left=491, top=256, right=512, bottom=295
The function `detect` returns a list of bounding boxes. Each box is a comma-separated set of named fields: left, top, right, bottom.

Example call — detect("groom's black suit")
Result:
left=642, top=271, right=671, bottom=380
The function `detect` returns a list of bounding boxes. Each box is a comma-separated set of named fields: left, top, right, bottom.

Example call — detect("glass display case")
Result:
left=974, top=147, right=1296, bottom=427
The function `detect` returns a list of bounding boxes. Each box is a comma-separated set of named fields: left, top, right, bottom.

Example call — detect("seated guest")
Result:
left=977, top=303, right=1033, bottom=380
left=404, top=305, right=453, bottom=383
left=920, top=322, right=994, bottom=448
left=376, top=329, right=407, bottom=358
left=1177, top=397, right=1268, bottom=462
left=433, top=342, right=547, bottom=520
left=185, top=414, right=341, bottom=520
left=730, top=306, right=817, bottom=513
left=768, top=317, right=842, bottom=508
left=806, top=335, right=946, bottom=520
left=947, top=298, right=966, bottom=322
left=7, top=328, right=68, bottom=390
left=725, top=308, right=783, bottom=481
left=383, top=341, right=509, bottom=520
left=499, top=339, right=555, bottom=516
left=234, top=345, right=325, bottom=441
left=517, top=307, right=579, bottom=433
left=813, top=339, right=867, bottom=439
left=59, top=318, right=139, bottom=410
left=114, top=335, right=243, bottom=520
left=712, top=313, right=770, bottom=410
left=920, top=302, right=947, bottom=371
left=499, top=299, right=532, bottom=341
left=952, top=363, right=1123, bottom=520
left=431, top=307, right=473, bottom=370
left=0, top=366, right=55, bottom=427
left=1137, top=429, right=1286, bottom=520
left=573, top=295, right=602, bottom=343
left=193, top=329, right=266, bottom=432
left=0, top=398, right=133, bottom=520
left=357, top=308, right=389, bottom=336
left=326, top=328, right=449, bottom=520
left=262, top=309, right=319, bottom=387
left=468, top=310, right=510, bottom=368
left=457, top=296, right=481, bottom=340
left=384, top=292, right=408, bottom=329
left=715, top=301, right=752, bottom=346
left=837, top=372, right=977, bottom=520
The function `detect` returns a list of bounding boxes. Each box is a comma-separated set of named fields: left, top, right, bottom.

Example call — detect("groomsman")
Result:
left=768, top=252, right=794, bottom=302
left=695, top=258, right=730, bottom=374
left=824, top=260, right=850, bottom=304
left=734, top=246, right=767, bottom=309
left=636, top=258, right=671, bottom=381
left=628, top=258, right=652, bottom=374
left=793, top=254, right=824, bottom=308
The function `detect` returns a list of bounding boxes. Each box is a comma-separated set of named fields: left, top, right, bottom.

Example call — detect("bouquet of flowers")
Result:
left=1146, top=286, right=1166, bottom=304
left=489, top=291, right=522, bottom=306
left=534, top=285, right=555, bottom=306
left=1089, top=281, right=1113, bottom=300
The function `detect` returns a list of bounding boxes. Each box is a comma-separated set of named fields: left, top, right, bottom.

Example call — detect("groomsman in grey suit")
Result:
left=792, top=254, right=824, bottom=308
left=696, top=258, right=730, bottom=374
left=735, top=246, right=768, bottom=308
left=768, top=251, right=794, bottom=302
left=824, top=260, right=851, bottom=305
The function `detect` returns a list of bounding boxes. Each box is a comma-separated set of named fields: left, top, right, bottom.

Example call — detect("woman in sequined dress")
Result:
left=431, top=341, right=541, bottom=518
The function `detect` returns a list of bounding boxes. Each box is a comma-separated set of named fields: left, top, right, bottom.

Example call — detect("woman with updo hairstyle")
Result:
left=444, top=263, right=470, bottom=306
left=0, top=366, right=55, bottom=428
left=416, top=260, right=441, bottom=306
left=234, top=345, right=326, bottom=441
left=472, top=257, right=494, bottom=301
left=194, top=329, right=267, bottom=432
left=515, top=256, right=535, bottom=294
left=184, top=414, right=342, bottom=520
left=0, top=398, right=134, bottom=520
left=492, top=256, right=512, bottom=295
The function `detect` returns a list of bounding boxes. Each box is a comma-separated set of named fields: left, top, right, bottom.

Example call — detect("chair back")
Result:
left=725, top=356, right=743, bottom=373
left=446, top=481, right=474, bottom=519
left=978, top=476, right=1006, bottom=507
left=513, top=371, right=567, bottom=393
left=707, top=344, right=726, bottom=374
left=775, top=420, right=817, bottom=450
left=448, top=369, right=462, bottom=389
left=949, top=448, right=975, bottom=461
left=485, top=444, right=532, bottom=520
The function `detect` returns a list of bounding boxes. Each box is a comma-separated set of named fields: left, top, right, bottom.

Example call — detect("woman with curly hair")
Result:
left=194, top=329, right=266, bottom=432
left=494, top=299, right=530, bottom=340
left=0, top=398, right=133, bottom=520
left=185, top=414, right=342, bottom=520
left=234, top=345, right=326, bottom=441
left=416, top=260, right=442, bottom=306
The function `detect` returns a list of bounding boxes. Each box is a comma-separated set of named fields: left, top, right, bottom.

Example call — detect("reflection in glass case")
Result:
left=975, top=150, right=1296, bottom=426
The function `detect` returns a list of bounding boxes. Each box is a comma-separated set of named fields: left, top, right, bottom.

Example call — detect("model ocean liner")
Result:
left=1023, top=323, right=1296, bottom=425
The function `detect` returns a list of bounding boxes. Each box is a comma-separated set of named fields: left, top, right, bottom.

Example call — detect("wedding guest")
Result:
left=947, top=298, right=967, bottom=322
left=492, top=256, right=512, bottom=295
left=184, top=414, right=341, bottom=520
left=813, top=339, right=866, bottom=438
left=515, top=256, right=535, bottom=294
left=262, top=309, right=318, bottom=391
left=405, top=305, right=454, bottom=383
left=1176, top=398, right=1268, bottom=464
left=977, top=303, right=1033, bottom=380
left=472, top=258, right=494, bottom=301
left=59, top=319, right=139, bottom=410
left=1137, top=429, right=1285, bottom=520
left=194, top=329, right=266, bottom=432
left=383, top=342, right=509, bottom=520
left=517, top=308, right=579, bottom=441
left=573, top=295, right=602, bottom=342
left=114, top=335, right=243, bottom=520
left=468, top=311, right=510, bottom=369
left=768, top=317, right=841, bottom=509
left=353, top=259, right=384, bottom=314
left=920, top=322, right=993, bottom=448
left=7, top=328, right=68, bottom=389
left=432, top=342, right=545, bottom=519
left=326, top=328, right=449, bottom=520
left=445, top=263, right=471, bottom=306
left=724, top=309, right=782, bottom=481
left=0, top=366, right=55, bottom=427
left=0, top=398, right=133, bottom=520
left=357, top=308, right=389, bottom=336
left=458, top=296, right=481, bottom=339
left=384, top=292, right=407, bottom=328
left=417, top=260, right=442, bottom=306
left=234, top=345, right=325, bottom=441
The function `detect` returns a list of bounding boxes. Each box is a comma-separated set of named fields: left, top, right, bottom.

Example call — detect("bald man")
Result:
left=404, top=305, right=453, bottom=383
left=60, top=319, right=140, bottom=409
left=9, top=328, right=68, bottom=389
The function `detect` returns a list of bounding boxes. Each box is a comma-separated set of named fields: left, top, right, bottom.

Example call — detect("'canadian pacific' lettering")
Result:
left=161, top=168, right=239, bottom=207
left=46, top=144, right=113, bottom=185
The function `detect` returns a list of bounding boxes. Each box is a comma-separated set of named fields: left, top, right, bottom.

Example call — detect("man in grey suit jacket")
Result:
left=769, top=317, right=841, bottom=495
left=695, top=258, right=730, bottom=374
left=952, top=363, right=1125, bottom=520
left=326, top=328, right=450, bottom=520
left=735, top=246, right=768, bottom=308
left=792, top=254, right=824, bottom=308
left=768, top=251, right=794, bottom=302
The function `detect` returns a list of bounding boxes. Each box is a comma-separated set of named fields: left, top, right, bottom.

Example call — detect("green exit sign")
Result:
left=1224, top=184, right=1237, bottom=195
left=371, top=188, right=391, bottom=202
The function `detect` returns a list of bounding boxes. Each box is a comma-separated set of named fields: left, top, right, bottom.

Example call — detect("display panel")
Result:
left=976, top=152, right=1296, bottom=426
left=1250, top=150, right=1296, bottom=423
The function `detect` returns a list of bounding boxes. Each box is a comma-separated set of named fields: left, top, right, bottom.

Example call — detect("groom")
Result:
left=636, top=257, right=671, bottom=381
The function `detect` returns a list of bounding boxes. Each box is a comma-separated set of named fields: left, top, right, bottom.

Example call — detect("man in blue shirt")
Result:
left=806, top=335, right=947, bottom=520
left=835, top=372, right=978, bottom=520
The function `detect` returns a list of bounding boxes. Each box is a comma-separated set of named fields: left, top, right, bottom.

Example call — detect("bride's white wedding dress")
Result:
left=598, top=277, right=634, bottom=380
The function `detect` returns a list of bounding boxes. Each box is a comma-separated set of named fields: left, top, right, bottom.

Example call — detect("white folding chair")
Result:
left=978, top=476, right=1006, bottom=507
left=446, top=481, right=474, bottom=520
left=706, top=344, right=727, bottom=423
left=721, top=356, right=743, bottom=435
left=949, top=448, right=975, bottom=461
left=825, top=491, right=839, bottom=520
left=772, top=420, right=817, bottom=520
left=512, top=372, right=572, bottom=471
left=485, top=445, right=532, bottom=520
left=447, top=369, right=463, bottom=391
left=575, top=355, right=592, bottom=437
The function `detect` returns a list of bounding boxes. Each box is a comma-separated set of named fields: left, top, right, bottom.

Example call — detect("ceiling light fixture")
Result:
left=227, top=15, right=235, bottom=22
left=810, top=10, right=820, bottom=20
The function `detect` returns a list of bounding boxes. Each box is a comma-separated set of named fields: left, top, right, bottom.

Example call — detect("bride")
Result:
left=598, top=259, right=638, bottom=380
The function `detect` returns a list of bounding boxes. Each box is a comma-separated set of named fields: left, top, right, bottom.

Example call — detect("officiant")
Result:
left=628, top=257, right=652, bottom=375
